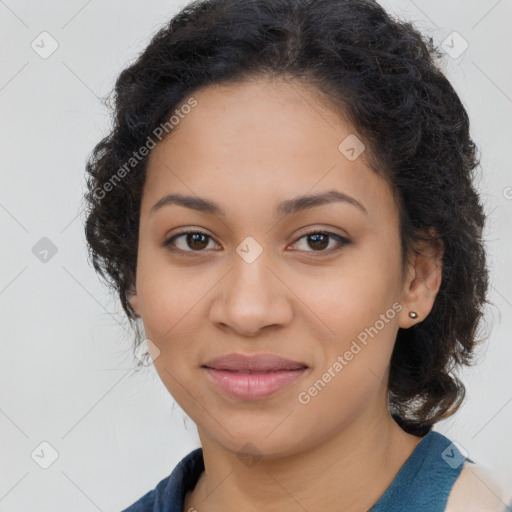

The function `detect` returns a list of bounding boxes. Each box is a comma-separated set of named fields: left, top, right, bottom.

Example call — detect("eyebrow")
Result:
left=149, top=189, right=368, bottom=217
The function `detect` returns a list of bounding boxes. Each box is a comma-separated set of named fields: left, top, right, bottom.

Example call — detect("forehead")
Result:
left=142, top=77, right=398, bottom=225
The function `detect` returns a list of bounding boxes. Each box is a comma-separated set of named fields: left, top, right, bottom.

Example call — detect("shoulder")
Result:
left=445, top=460, right=509, bottom=512
left=121, top=447, right=204, bottom=512
left=120, top=476, right=163, bottom=511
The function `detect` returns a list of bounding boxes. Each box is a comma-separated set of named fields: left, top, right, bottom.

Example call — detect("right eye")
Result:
left=163, top=229, right=220, bottom=255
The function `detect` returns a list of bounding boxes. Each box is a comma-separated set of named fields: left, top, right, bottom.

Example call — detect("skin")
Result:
left=129, top=76, right=444, bottom=512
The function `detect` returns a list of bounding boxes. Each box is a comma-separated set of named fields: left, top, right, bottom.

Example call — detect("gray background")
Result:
left=1, top=0, right=511, bottom=510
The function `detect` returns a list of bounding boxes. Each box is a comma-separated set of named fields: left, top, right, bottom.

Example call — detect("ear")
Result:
left=398, top=228, right=444, bottom=329
left=128, top=288, right=141, bottom=317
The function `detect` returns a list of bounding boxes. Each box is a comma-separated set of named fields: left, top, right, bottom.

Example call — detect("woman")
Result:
left=83, top=0, right=508, bottom=510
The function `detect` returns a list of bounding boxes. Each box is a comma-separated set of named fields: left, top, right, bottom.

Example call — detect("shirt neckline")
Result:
left=167, top=429, right=456, bottom=511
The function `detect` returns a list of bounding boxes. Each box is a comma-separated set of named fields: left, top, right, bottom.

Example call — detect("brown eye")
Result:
left=163, top=230, right=218, bottom=253
left=306, top=233, right=329, bottom=250
left=185, top=233, right=209, bottom=250
left=290, top=231, right=351, bottom=256
left=163, top=229, right=350, bottom=258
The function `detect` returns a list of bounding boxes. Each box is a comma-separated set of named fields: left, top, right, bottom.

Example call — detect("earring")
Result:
left=409, top=311, right=418, bottom=319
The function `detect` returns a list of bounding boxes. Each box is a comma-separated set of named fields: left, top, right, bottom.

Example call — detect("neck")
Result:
left=185, top=408, right=423, bottom=512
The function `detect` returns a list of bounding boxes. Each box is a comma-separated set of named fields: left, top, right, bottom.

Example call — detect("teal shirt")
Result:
left=369, top=430, right=466, bottom=510
left=121, top=430, right=467, bottom=511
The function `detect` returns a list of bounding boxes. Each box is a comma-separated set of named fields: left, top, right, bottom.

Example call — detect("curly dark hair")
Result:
left=83, top=0, right=491, bottom=435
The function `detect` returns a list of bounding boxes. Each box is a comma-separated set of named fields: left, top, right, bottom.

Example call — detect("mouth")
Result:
left=202, top=353, right=308, bottom=372
left=201, top=353, right=309, bottom=400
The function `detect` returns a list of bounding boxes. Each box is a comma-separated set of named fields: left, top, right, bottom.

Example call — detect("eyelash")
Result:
left=162, top=228, right=351, bottom=258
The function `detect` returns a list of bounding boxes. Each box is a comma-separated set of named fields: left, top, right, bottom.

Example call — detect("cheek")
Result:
left=295, top=258, right=400, bottom=397
left=295, top=358, right=385, bottom=440
left=135, top=249, right=203, bottom=338
left=297, top=307, right=399, bottom=429
left=138, top=269, right=202, bottom=403
left=295, top=256, right=400, bottom=342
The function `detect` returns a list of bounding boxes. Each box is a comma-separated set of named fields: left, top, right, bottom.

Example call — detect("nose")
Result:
left=209, top=252, right=294, bottom=337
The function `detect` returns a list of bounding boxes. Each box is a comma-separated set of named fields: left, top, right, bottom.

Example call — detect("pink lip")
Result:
left=203, top=353, right=308, bottom=371
left=203, top=368, right=307, bottom=400
left=202, top=353, right=309, bottom=400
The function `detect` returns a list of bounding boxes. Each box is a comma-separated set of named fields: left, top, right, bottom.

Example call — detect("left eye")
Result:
left=163, top=230, right=350, bottom=255
left=290, top=231, right=350, bottom=254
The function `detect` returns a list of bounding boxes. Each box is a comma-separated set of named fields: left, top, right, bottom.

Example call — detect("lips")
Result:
left=202, top=353, right=309, bottom=400
left=202, top=353, right=308, bottom=372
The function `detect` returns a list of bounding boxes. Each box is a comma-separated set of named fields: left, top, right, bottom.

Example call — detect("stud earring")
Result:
left=409, top=311, right=418, bottom=319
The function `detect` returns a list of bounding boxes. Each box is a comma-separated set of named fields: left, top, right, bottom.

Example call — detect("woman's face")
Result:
left=131, top=77, right=421, bottom=457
